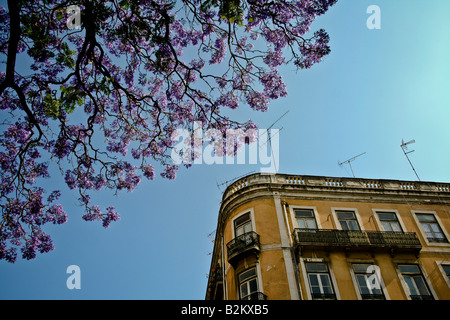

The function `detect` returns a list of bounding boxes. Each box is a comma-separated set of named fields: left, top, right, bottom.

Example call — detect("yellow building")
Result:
left=205, top=173, right=450, bottom=300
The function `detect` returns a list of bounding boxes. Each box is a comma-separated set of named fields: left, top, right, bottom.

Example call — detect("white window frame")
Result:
left=231, top=208, right=256, bottom=239
left=331, top=207, right=364, bottom=231
left=411, top=210, right=450, bottom=247
left=436, top=261, right=450, bottom=289
left=299, top=258, right=340, bottom=300
left=348, top=260, right=390, bottom=300
left=289, top=206, right=321, bottom=230
left=395, top=261, right=438, bottom=300
left=235, top=263, right=264, bottom=300
left=238, top=267, right=258, bottom=300
left=372, top=209, right=407, bottom=233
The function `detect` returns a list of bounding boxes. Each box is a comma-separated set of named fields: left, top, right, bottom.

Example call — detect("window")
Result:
left=238, top=268, right=259, bottom=300
left=352, top=264, right=385, bottom=300
left=295, top=209, right=317, bottom=230
left=336, top=210, right=360, bottom=231
left=438, top=263, right=450, bottom=289
left=442, top=265, right=450, bottom=281
left=305, top=263, right=336, bottom=300
left=415, top=213, right=448, bottom=243
left=399, top=264, right=433, bottom=300
left=234, top=213, right=252, bottom=237
left=377, top=212, right=402, bottom=232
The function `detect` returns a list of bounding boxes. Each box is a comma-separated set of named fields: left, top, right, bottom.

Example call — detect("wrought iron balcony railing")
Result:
left=226, top=231, right=261, bottom=266
left=311, top=293, right=336, bottom=300
left=293, top=228, right=422, bottom=257
left=361, top=293, right=385, bottom=300
left=410, top=294, right=434, bottom=300
left=366, top=231, right=422, bottom=248
left=241, top=292, right=268, bottom=300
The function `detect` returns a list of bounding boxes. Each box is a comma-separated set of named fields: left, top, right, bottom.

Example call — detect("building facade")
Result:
left=205, top=173, right=450, bottom=300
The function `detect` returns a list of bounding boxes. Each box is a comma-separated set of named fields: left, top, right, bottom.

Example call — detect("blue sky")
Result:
left=1, top=0, right=450, bottom=299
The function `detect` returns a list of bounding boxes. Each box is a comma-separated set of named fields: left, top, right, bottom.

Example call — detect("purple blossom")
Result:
left=246, top=91, right=270, bottom=111
left=102, top=207, right=120, bottom=228
left=47, top=204, right=68, bottom=225
left=209, top=34, right=227, bottom=64
left=216, top=91, right=239, bottom=109
left=142, top=164, right=155, bottom=180
left=21, top=231, right=54, bottom=260
left=260, top=70, right=288, bottom=99
left=0, top=0, right=336, bottom=262
left=160, top=165, right=178, bottom=180
left=263, top=50, right=286, bottom=69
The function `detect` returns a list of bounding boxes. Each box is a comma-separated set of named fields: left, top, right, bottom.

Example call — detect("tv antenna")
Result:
left=338, top=152, right=366, bottom=178
left=258, top=110, right=290, bottom=173
left=216, top=170, right=257, bottom=192
left=400, top=139, right=420, bottom=181
left=216, top=110, right=289, bottom=191
left=207, top=229, right=216, bottom=243
left=207, top=229, right=216, bottom=256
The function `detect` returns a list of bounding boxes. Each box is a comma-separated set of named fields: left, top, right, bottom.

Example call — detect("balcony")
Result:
left=226, top=231, right=261, bottom=267
left=361, top=293, right=385, bottom=300
left=293, top=228, right=422, bottom=257
left=311, top=293, right=336, bottom=300
left=241, top=292, right=267, bottom=300
left=410, top=294, right=434, bottom=300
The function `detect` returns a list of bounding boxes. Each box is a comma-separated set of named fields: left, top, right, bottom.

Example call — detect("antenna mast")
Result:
left=338, top=152, right=366, bottom=178
left=400, top=139, right=420, bottom=181
left=258, top=110, right=289, bottom=174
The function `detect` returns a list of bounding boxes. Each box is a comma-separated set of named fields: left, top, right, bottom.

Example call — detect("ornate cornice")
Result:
left=218, top=173, right=450, bottom=225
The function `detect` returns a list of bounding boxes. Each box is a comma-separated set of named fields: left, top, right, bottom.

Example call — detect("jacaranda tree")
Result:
left=0, top=0, right=336, bottom=262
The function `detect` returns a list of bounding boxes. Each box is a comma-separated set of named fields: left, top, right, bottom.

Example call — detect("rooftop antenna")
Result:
left=216, top=170, right=257, bottom=192
left=401, top=139, right=420, bottom=181
left=258, top=110, right=290, bottom=174
left=216, top=110, right=289, bottom=191
left=338, top=152, right=366, bottom=178
left=207, top=229, right=216, bottom=256
left=207, top=229, right=216, bottom=243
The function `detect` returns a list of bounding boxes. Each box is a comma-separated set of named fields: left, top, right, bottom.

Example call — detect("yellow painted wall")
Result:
left=221, top=197, right=450, bottom=300
left=223, top=198, right=292, bottom=300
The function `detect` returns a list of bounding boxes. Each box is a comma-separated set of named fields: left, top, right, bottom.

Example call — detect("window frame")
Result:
left=289, top=206, right=321, bottom=230
left=335, top=210, right=361, bottom=231
left=231, top=209, right=256, bottom=240
left=300, top=259, right=340, bottom=300
left=331, top=208, right=364, bottom=231
left=395, top=262, right=436, bottom=300
left=411, top=210, right=449, bottom=246
left=349, top=262, right=387, bottom=300
left=236, top=264, right=264, bottom=300
left=372, top=209, right=406, bottom=233
left=238, top=267, right=258, bottom=300
left=437, top=261, right=450, bottom=289
left=234, top=212, right=252, bottom=237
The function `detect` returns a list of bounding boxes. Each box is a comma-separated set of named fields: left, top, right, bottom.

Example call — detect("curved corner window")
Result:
left=239, top=268, right=258, bottom=300
left=234, top=213, right=252, bottom=237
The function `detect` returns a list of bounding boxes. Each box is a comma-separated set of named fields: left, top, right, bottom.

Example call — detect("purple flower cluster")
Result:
left=160, top=165, right=178, bottom=180
left=21, top=231, right=54, bottom=260
left=0, top=0, right=336, bottom=262
left=295, top=29, right=331, bottom=69
left=82, top=206, right=120, bottom=228
left=0, top=190, right=67, bottom=263
left=209, top=34, right=228, bottom=65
